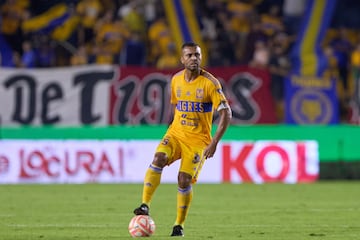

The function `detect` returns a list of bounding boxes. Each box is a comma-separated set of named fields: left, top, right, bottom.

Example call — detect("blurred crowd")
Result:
left=1, top=0, right=360, bottom=122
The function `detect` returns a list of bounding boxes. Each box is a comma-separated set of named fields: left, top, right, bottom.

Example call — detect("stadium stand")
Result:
left=1, top=0, right=360, bottom=122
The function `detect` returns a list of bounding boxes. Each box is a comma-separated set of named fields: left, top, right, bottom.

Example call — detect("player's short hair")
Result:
left=181, top=42, right=200, bottom=50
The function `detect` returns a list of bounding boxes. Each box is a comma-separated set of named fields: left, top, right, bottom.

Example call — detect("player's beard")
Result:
left=187, top=62, right=199, bottom=72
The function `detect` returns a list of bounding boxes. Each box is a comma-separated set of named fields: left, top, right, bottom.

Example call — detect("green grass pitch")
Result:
left=0, top=182, right=359, bottom=240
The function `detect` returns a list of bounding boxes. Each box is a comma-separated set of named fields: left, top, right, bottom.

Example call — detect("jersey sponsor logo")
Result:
left=180, top=119, right=198, bottom=126
left=176, top=101, right=212, bottom=112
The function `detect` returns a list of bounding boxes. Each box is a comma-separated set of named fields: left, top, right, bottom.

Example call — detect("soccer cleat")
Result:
left=170, top=225, right=184, bottom=237
left=133, top=203, right=149, bottom=215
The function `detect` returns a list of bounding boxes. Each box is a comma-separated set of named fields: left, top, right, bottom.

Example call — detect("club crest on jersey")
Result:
left=196, top=88, right=204, bottom=99
left=177, top=87, right=181, bottom=97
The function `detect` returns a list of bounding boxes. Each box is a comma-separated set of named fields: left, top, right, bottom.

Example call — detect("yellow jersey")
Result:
left=167, top=69, right=228, bottom=147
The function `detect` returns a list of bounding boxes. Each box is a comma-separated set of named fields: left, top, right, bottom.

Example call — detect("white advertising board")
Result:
left=0, top=140, right=318, bottom=184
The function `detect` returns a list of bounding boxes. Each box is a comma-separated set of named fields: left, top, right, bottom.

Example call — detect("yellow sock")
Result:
left=174, top=185, right=193, bottom=227
left=142, top=164, right=162, bottom=205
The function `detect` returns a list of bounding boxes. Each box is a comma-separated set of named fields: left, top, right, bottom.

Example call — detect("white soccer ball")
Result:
left=128, top=215, right=156, bottom=237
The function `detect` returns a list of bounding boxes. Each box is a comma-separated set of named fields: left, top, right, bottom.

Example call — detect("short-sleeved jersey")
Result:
left=167, top=69, right=228, bottom=147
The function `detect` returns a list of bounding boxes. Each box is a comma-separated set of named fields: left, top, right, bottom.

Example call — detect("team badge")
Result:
left=291, top=89, right=332, bottom=124
left=176, top=87, right=181, bottom=97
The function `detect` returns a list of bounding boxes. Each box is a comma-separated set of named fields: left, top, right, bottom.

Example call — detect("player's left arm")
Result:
left=203, top=101, right=232, bottom=159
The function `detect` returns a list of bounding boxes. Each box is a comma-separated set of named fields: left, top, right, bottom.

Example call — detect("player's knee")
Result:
left=178, top=172, right=192, bottom=188
left=152, top=152, right=167, bottom=168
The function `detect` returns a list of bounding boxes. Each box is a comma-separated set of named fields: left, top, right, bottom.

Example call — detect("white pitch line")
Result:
left=202, top=208, right=359, bottom=215
left=6, top=223, right=121, bottom=228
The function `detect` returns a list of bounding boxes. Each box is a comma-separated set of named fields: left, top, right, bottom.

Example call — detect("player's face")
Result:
left=181, top=46, right=202, bottom=71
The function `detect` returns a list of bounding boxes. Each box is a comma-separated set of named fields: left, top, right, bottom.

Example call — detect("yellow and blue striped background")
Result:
left=22, top=3, right=70, bottom=34
left=163, top=0, right=207, bottom=64
left=292, top=0, right=337, bottom=76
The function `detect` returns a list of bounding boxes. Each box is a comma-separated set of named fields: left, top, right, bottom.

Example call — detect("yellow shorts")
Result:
left=156, top=133, right=205, bottom=182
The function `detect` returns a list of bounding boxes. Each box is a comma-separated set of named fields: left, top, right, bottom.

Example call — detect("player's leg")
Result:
left=141, top=152, right=167, bottom=205
left=171, top=146, right=204, bottom=236
left=134, top=152, right=168, bottom=215
left=134, top=135, right=180, bottom=216
left=171, top=171, right=192, bottom=237
left=133, top=152, right=166, bottom=215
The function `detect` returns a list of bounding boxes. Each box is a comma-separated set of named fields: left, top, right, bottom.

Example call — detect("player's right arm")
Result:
left=168, top=104, right=177, bottom=126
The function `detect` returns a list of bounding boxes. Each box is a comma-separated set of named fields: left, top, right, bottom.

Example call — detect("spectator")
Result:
left=227, top=0, right=256, bottom=63
left=282, top=0, right=306, bottom=36
left=70, top=44, right=88, bottom=65
left=1, top=0, right=28, bottom=54
left=213, top=10, right=237, bottom=66
left=249, top=40, right=270, bottom=69
left=350, top=42, right=360, bottom=123
left=351, top=42, right=360, bottom=86
left=329, top=27, right=354, bottom=97
left=118, top=1, right=146, bottom=35
left=147, top=15, right=172, bottom=66
left=323, top=45, right=350, bottom=122
left=76, top=0, right=103, bottom=44
left=95, top=10, right=129, bottom=63
left=34, top=34, right=56, bottom=68
left=207, top=41, right=224, bottom=67
left=18, top=40, right=36, bottom=67
left=269, top=45, right=291, bottom=121
left=156, top=43, right=180, bottom=69
left=91, top=42, right=114, bottom=65
left=119, top=30, right=146, bottom=66
left=243, top=20, right=268, bottom=64
left=259, top=4, right=284, bottom=38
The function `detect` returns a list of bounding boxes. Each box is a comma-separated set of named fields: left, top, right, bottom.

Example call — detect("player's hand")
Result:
left=203, top=141, right=217, bottom=159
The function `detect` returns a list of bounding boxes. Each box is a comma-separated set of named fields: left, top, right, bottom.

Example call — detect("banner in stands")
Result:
left=284, top=76, right=338, bottom=124
left=0, top=65, right=115, bottom=125
left=285, top=0, right=338, bottom=124
left=0, top=140, right=318, bottom=184
left=0, top=65, right=277, bottom=126
left=109, top=66, right=277, bottom=124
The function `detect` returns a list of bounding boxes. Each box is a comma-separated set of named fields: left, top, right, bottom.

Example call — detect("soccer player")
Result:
left=133, top=42, right=232, bottom=236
